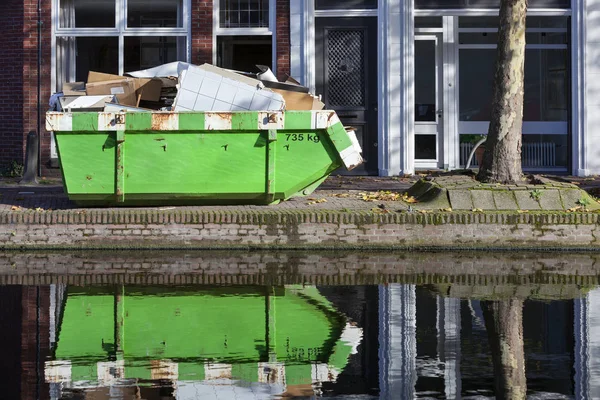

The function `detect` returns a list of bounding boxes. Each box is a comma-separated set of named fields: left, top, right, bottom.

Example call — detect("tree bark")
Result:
left=481, top=299, right=527, bottom=400
left=476, top=0, right=527, bottom=183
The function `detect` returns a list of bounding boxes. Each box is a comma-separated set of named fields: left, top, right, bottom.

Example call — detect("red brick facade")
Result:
left=276, top=0, right=291, bottom=81
left=191, top=0, right=214, bottom=65
left=0, top=0, right=290, bottom=176
left=0, top=0, right=52, bottom=174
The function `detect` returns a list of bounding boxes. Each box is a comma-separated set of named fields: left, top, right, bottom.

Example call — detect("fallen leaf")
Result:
left=440, top=208, right=453, bottom=212
left=471, top=208, right=484, bottom=213
left=11, top=206, right=21, bottom=211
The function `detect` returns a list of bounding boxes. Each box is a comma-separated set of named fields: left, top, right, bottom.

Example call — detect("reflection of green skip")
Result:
left=54, top=285, right=357, bottom=384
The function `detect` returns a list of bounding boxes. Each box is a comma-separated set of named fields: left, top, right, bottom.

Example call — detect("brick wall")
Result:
left=0, top=0, right=52, bottom=174
left=276, top=0, right=291, bottom=81
left=0, top=0, right=25, bottom=169
left=191, top=0, right=214, bottom=65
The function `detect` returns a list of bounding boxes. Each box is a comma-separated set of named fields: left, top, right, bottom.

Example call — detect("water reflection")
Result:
left=1, top=252, right=599, bottom=399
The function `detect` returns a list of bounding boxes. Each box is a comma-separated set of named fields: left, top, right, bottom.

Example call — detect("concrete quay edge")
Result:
left=2, top=207, right=600, bottom=250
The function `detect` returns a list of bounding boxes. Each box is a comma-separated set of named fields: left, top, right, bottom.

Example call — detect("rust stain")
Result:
left=151, top=113, right=178, bottom=131
left=268, top=113, right=278, bottom=123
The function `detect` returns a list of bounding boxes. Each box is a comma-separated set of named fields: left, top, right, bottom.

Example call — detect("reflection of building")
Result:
left=5, top=282, right=600, bottom=398
left=378, top=284, right=594, bottom=399
left=2, top=0, right=597, bottom=175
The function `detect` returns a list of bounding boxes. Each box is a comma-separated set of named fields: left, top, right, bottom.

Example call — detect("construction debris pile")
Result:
left=50, top=62, right=324, bottom=113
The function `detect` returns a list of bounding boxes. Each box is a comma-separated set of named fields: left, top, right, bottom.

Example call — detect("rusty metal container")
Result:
left=46, top=111, right=362, bottom=205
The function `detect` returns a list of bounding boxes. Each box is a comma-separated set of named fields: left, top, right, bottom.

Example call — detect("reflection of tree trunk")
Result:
left=481, top=299, right=526, bottom=400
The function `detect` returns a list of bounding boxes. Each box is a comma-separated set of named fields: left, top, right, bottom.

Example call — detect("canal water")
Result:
left=1, top=251, right=599, bottom=399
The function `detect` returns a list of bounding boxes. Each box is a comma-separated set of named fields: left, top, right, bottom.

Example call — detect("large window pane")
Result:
left=459, top=49, right=568, bottom=122
left=59, top=0, right=115, bottom=28
left=124, top=37, right=187, bottom=72
left=72, top=37, right=118, bottom=82
left=219, top=0, right=269, bottom=28
left=459, top=49, right=495, bottom=122
left=128, top=0, right=183, bottom=28
left=415, top=40, right=437, bottom=122
left=217, top=36, right=272, bottom=72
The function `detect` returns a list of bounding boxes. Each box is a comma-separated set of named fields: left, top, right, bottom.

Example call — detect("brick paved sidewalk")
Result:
left=1, top=173, right=598, bottom=214
left=0, top=175, right=416, bottom=213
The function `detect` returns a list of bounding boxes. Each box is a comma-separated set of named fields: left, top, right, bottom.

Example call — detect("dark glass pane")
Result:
left=415, top=135, right=437, bottom=159
left=415, top=40, right=437, bottom=122
left=75, top=37, right=118, bottom=82
left=459, top=48, right=569, bottom=123
left=459, top=49, right=495, bottom=121
left=459, top=16, right=499, bottom=28
left=459, top=32, right=499, bottom=45
left=415, top=17, right=443, bottom=28
left=124, top=37, right=186, bottom=73
left=315, top=0, right=377, bottom=9
left=217, top=36, right=272, bottom=72
left=128, top=0, right=182, bottom=28
left=59, top=0, right=115, bottom=28
left=524, top=49, right=569, bottom=122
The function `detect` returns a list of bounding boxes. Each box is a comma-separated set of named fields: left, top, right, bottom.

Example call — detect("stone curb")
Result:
left=1, top=209, right=600, bottom=225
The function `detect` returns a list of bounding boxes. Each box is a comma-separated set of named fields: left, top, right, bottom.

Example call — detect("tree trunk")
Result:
left=482, top=299, right=527, bottom=400
left=476, top=0, right=527, bottom=183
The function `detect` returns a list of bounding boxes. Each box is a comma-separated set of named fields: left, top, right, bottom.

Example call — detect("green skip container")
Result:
left=46, top=110, right=363, bottom=206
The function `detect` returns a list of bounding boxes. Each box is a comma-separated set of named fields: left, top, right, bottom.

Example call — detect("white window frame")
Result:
left=212, top=0, right=277, bottom=71
left=51, top=0, right=191, bottom=91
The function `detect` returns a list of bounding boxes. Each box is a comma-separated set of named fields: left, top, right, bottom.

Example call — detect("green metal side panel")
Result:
left=48, top=111, right=361, bottom=205
left=123, top=132, right=267, bottom=195
left=55, top=133, right=116, bottom=195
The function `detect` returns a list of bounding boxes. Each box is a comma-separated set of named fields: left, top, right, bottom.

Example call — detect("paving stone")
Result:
left=471, top=190, right=496, bottom=210
left=492, top=191, right=519, bottom=210
left=448, top=190, right=474, bottom=210
left=559, top=188, right=600, bottom=210
left=538, top=189, right=564, bottom=210
left=560, top=188, right=586, bottom=209
left=514, top=190, right=541, bottom=210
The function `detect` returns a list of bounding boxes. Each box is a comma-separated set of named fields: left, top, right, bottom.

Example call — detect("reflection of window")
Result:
left=53, top=0, right=189, bottom=90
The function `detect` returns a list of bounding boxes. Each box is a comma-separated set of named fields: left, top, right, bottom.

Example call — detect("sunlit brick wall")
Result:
left=0, top=0, right=52, bottom=175
left=191, top=0, right=214, bottom=65
left=276, top=0, right=291, bottom=81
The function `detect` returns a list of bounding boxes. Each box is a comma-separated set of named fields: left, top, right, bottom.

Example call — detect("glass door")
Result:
left=414, top=34, right=443, bottom=169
